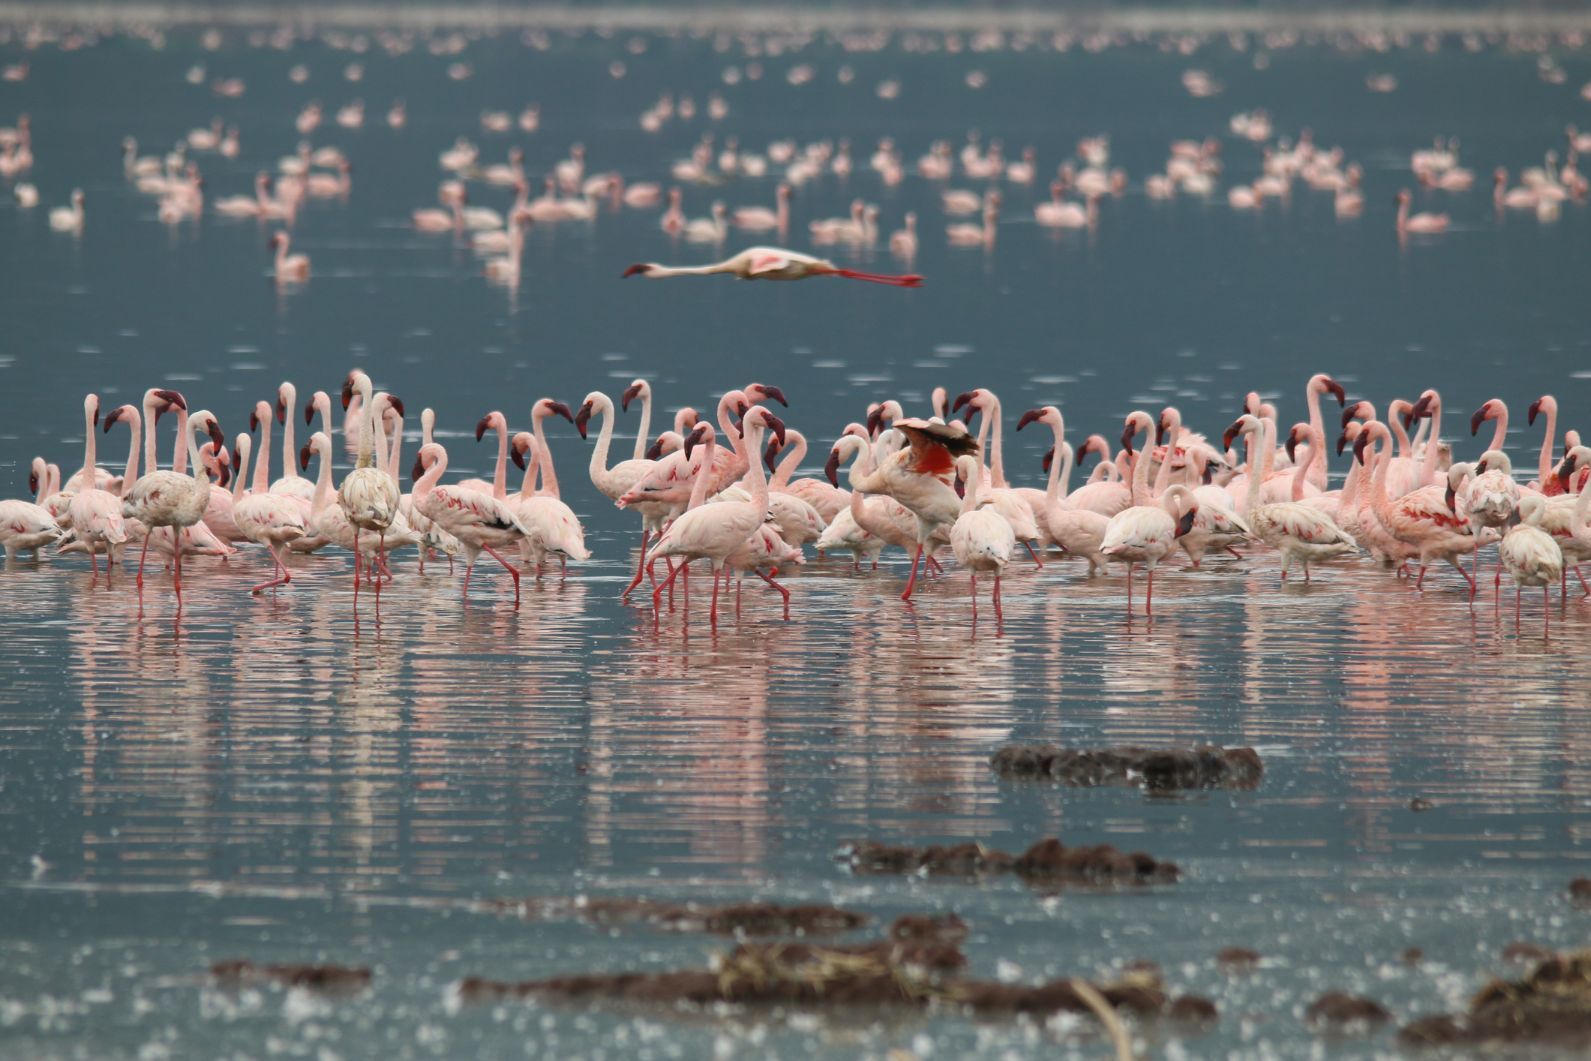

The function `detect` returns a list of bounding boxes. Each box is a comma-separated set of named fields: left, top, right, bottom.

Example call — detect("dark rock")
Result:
left=1503, top=942, right=1554, bottom=963
left=1305, top=991, right=1392, bottom=1031
left=1408, top=797, right=1435, bottom=812
left=1570, top=878, right=1591, bottom=905
left=889, top=913, right=968, bottom=944
left=990, top=744, right=1263, bottom=791
left=1399, top=949, right=1591, bottom=1049
left=1169, top=995, right=1221, bottom=1023
left=479, top=895, right=867, bottom=937
left=1400, top=947, right=1424, bottom=966
left=209, top=960, right=371, bottom=993
left=841, top=838, right=1178, bottom=887
left=1217, top=947, right=1261, bottom=971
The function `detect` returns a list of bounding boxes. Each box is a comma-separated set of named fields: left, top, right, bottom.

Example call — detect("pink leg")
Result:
left=1226, top=547, right=1245, bottom=560
left=1415, top=563, right=1428, bottom=590
left=136, top=531, right=152, bottom=591
left=901, top=544, right=924, bottom=600
left=481, top=543, right=520, bottom=606
left=735, top=571, right=742, bottom=618
left=993, top=572, right=1003, bottom=622
left=250, top=544, right=292, bottom=594
left=1125, top=564, right=1133, bottom=617
left=969, top=570, right=978, bottom=622
left=1024, top=540, right=1043, bottom=568
left=1575, top=565, right=1590, bottom=597
left=754, top=568, right=789, bottom=617
left=650, top=557, right=686, bottom=610
left=461, top=554, right=475, bottom=598
left=709, top=564, right=721, bottom=624
left=1146, top=568, right=1155, bottom=616
left=173, top=547, right=183, bottom=608
left=925, top=552, right=945, bottom=575
left=622, top=529, right=651, bottom=597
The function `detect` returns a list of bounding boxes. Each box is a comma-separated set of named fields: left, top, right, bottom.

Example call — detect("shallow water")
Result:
left=2, top=18, right=1591, bottom=1058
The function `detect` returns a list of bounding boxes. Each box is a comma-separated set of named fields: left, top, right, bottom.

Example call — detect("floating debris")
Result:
left=1216, top=947, right=1262, bottom=972
left=990, top=744, right=1263, bottom=791
left=1400, top=950, right=1591, bottom=1049
left=209, top=960, right=371, bottom=993
left=1570, top=878, right=1591, bottom=906
left=838, top=838, right=1179, bottom=886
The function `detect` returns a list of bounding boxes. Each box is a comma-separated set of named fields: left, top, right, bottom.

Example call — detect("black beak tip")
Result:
left=475, top=416, right=491, bottom=442
left=388, top=396, right=405, bottom=418
left=824, top=450, right=841, bottom=487
left=551, top=401, right=575, bottom=424
left=304, top=399, right=315, bottom=425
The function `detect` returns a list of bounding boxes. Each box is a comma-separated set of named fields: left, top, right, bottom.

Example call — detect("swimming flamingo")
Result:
left=1395, top=189, right=1448, bottom=234
left=268, top=231, right=309, bottom=282
left=888, top=213, right=918, bottom=260
left=732, top=184, right=791, bottom=233
left=950, top=453, right=1016, bottom=623
left=0, top=461, right=62, bottom=562
left=623, top=247, right=922, bottom=287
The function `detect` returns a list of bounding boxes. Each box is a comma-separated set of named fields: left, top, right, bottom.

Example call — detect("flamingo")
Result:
left=1395, top=189, right=1448, bottom=234
left=1355, top=421, right=1479, bottom=595
left=732, top=184, right=791, bottom=233
left=412, top=442, right=532, bottom=605
left=816, top=432, right=897, bottom=570
left=268, top=231, right=310, bottom=282
left=756, top=431, right=827, bottom=548
left=1463, top=449, right=1522, bottom=588
left=0, top=460, right=62, bottom=562
left=509, top=399, right=590, bottom=573
left=946, top=193, right=999, bottom=246
left=1018, top=407, right=1110, bottom=574
left=1034, top=182, right=1094, bottom=228
left=952, top=388, right=1045, bottom=560
left=623, top=247, right=922, bottom=287
left=338, top=375, right=402, bottom=590
left=767, top=427, right=848, bottom=523
left=119, top=393, right=225, bottom=603
left=950, top=453, right=1016, bottom=623
left=1499, top=494, right=1564, bottom=631
left=1539, top=446, right=1591, bottom=596
left=1242, top=422, right=1360, bottom=581
left=852, top=418, right=973, bottom=600
left=1101, top=482, right=1199, bottom=617
left=646, top=406, right=788, bottom=623
left=232, top=415, right=307, bottom=595
left=49, top=190, right=85, bottom=233
left=66, top=396, right=128, bottom=579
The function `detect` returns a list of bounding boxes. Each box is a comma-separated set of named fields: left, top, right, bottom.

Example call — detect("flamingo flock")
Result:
left=3, top=371, right=1587, bottom=632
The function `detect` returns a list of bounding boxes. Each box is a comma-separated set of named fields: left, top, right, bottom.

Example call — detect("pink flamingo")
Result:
left=1395, top=189, right=1448, bottom=234
left=950, top=453, right=1016, bottom=623
left=623, top=247, right=922, bottom=287
left=852, top=418, right=973, bottom=600
left=269, top=231, right=310, bottom=282
left=66, top=395, right=128, bottom=579
left=412, top=442, right=531, bottom=605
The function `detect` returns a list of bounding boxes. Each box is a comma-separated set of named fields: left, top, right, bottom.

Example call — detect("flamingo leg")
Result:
left=993, top=572, right=1003, bottom=622
left=925, top=552, right=945, bottom=575
left=250, top=544, right=292, bottom=594
left=650, top=556, right=686, bottom=610
left=1545, top=585, right=1551, bottom=636
left=481, top=543, right=520, bottom=606
left=735, top=571, right=742, bottom=618
left=1575, top=565, right=1590, bottom=597
left=1125, top=564, right=1133, bottom=616
left=1146, top=568, right=1155, bottom=615
left=461, top=554, right=475, bottom=598
left=754, top=569, right=789, bottom=617
left=1226, top=547, right=1245, bottom=559
left=709, top=564, right=721, bottom=624
left=1415, top=563, right=1428, bottom=590
left=1516, top=584, right=1522, bottom=629
left=1023, top=541, right=1043, bottom=568
left=969, top=570, right=978, bottom=623
left=136, top=531, right=152, bottom=591
left=173, top=546, right=183, bottom=606
left=621, top=529, right=651, bottom=597
left=901, top=544, right=924, bottom=600
left=1449, top=556, right=1475, bottom=595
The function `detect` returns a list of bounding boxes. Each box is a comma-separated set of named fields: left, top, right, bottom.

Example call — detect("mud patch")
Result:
left=990, top=744, right=1263, bottom=791
left=838, top=838, right=1179, bottom=887
left=1399, top=949, right=1591, bottom=1049
left=209, top=960, right=371, bottom=994
left=1305, top=991, right=1392, bottom=1032
left=476, top=896, right=868, bottom=937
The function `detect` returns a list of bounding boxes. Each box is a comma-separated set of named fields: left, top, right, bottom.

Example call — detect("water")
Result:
left=2, top=16, right=1591, bottom=1057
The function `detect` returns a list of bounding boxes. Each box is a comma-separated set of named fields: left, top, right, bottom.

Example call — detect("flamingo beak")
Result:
left=1155, top=415, right=1168, bottom=446
left=1528, top=398, right=1542, bottom=426
left=764, top=438, right=780, bottom=474
left=156, top=389, right=187, bottom=411
left=1354, top=433, right=1371, bottom=464
left=475, top=415, right=492, bottom=442
left=824, top=448, right=841, bottom=487
left=865, top=406, right=885, bottom=438
left=208, top=420, right=225, bottom=451
left=217, top=460, right=230, bottom=488
left=28, top=472, right=38, bottom=494
left=1041, top=447, right=1054, bottom=474
left=574, top=403, right=592, bottom=440
left=511, top=443, right=527, bottom=472
left=644, top=435, right=666, bottom=461
left=954, top=474, right=965, bottom=499
left=1444, top=484, right=1458, bottom=514
left=1284, top=430, right=1299, bottom=464
left=621, top=383, right=642, bottom=411
left=951, top=391, right=975, bottom=416
left=304, top=399, right=316, bottom=425
left=1175, top=507, right=1197, bottom=538
left=1335, top=431, right=1349, bottom=456
left=340, top=378, right=354, bottom=410
left=387, top=396, right=405, bottom=417
left=299, top=444, right=311, bottom=471
left=1560, top=455, right=1578, bottom=492
left=249, top=410, right=260, bottom=432
left=621, top=263, right=650, bottom=278
left=103, top=408, right=122, bottom=433
left=757, top=385, right=788, bottom=408
left=410, top=456, right=425, bottom=483
left=1412, top=394, right=1433, bottom=420
left=548, top=401, right=575, bottom=424
left=763, top=412, right=787, bottom=447
left=1323, top=377, right=1346, bottom=405
left=1015, top=408, right=1042, bottom=432
left=275, top=397, right=287, bottom=424
left=1469, top=406, right=1488, bottom=437
left=1221, top=422, right=1241, bottom=452
left=1121, top=422, right=1137, bottom=455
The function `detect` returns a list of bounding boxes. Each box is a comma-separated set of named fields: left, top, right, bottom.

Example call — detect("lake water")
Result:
left=1, top=13, right=1590, bottom=1057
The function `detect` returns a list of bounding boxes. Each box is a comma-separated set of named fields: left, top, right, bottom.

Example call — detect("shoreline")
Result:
left=3, top=4, right=1591, bottom=36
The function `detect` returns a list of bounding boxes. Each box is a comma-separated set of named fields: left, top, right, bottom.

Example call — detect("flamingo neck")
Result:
left=532, top=412, right=560, bottom=499
left=174, top=408, right=194, bottom=477
left=490, top=420, right=508, bottom=500
left=517, top=437, right=538, bottom=500
left=1418, top=401, right=1443, bottom=484
left=1539, top=402, right=1558, bottom=484
left=772, top=431, right=806, bottom=490
left=1044, top=417, right=1067, bottom=505
left=280, top=387, right=298, bottom=480
left=589, top=397, right=616, bottom=486
left=386, top=412, right=404, bottom=480
left=120, top=413, right=142, bottom=497
left=141, top=394, right=162, bottom=475
left=1487, top=403, right=1508, bottom=454
left=353, top=383, right=374, bottom=469
left=414, top=451, right=446, bottom=507
left=253, top=413, right=273, bottom=493
left=80, top=403, right=97, bottom=483
left=987, top=395, right=1008, bottom=488
left=1291, top=429, right=1317, bottom=501
left=1244, top=429, right=1262, bottom=514
left=310, top=442, right=334, bottom=519
left=632, top=388, right=652, bottom=463
left=743, top=424, right=770, bottom=513
left=232, top=438, right=251, bottom=500
left=686, top=438, right=716, bottom=511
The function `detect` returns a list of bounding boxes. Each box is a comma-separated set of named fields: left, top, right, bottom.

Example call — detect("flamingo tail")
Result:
left=830, top=268, right=924, bottom=288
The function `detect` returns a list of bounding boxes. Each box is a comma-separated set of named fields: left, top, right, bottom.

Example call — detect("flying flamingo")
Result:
left=949, top=453, right=1016, bottom=623
left=622, top=247, right=922, bottom=287
left=646, top=407, right=788, bottom=623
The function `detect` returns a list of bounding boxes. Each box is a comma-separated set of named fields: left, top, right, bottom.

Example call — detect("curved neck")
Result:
left=252, top=414, right=273, bottom=493
left=687, top=438, right=717, bottom=511
left=715, top=394, right=747, bottom=464
left=960, top=463, right=981, bottom=514
left=414, top=450, right=447, bottom=507
left=1419, top=401, right=1443, bottom=483
left=742, top=424, right=769, bottom=510
left=1369, top=433, right=1392, bottom=512
left=119, top=414, right=142, bottom=496
left=532, top=412, right=560, bottom=498
left=1486, top=404, right=1508, bottom=454
left=310, top=442, right=334, bottom=518
left=232, top=438, right=251, bottom=500
left=1129, top=435, right=1152, bottom=507
left=632, top=388, right=652, bottom=462
left=589, top=397, right=617, bottom=485
left=315, top=393, right=333, bottom=438
left=1390, top=413, right=1413, bottom=461
left=1291, top=429, right=1317, bottom=500
left=1044, top=417, right=1067, bottom=504
left=517, top=438, right=538, bottom=500
left=80, top=403, right=97, bottom=481
left=1539, top=402, right=1558, bottom=483
left=986, top=395, right=1007, bottom=487
left=771, top=431, right=807, bottom=489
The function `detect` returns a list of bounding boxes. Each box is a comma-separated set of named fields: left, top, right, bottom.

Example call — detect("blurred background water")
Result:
left=1, top=14, right=1589, bottom=1057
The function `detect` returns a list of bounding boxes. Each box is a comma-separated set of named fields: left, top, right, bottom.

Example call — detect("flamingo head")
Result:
left=474, top=413, right=500, bottom=442
left=299, top=443, right=312, bottom=472
left=1221, top=420, right=1244, bottom=452
left=1528, top=396, right=1553, bottom=426
left=541, top=399, right=575, bottom=424
left=745, top=383, right=787, bottom=408
left=740, top=406, right=786, bottom=447
left=198, top=414, right=224, bottom=453
left=410, top=455, right=425, bottom=483
left=340, top=374, right=356, bottom=410
left=621, top=380, right=647, bottom=411
left=1156, top=407, right=1178, bottom=446
left=1353, top=430, right=1374, bottom=466
left=384, top=395, right=405, bottom=418
left=1341, top=400, right=1370, bottom=429
left=1410, top=390, right=1437, bottom=422
left=1316, top=375, right=1346, bottom=405
left=824, top=447, right=841, bottom=487
left=682, top=422, right=711, bottom=461
left=621, top=263, right=654, bottom=278
left=1559, top=452, right=1580, bottom=492
left=951, top=390, right=980, bottom=424
left=865, top=404, right=886, bottom=438
left=304, top=396, right=317, bottom=424
left=1015, top=407, right=1045, bottom=432
left=510, top=434, right=530, bottom=471
left=1285, top=426, right=1303, bottom=464
left=103, top=405, right=133, bottom=433
left=764, top=436, right=781, bottom=473
left=644, top=434, right=667, bottom=461
left=574, top=400, right=594, bottom=440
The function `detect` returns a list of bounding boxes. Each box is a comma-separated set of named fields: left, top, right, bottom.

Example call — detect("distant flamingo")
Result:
left=623, top=247, right=922, bottom=287
left=1395, top=189, right=1448, bottom=234
left=269, top=231, right=310, bottom=282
